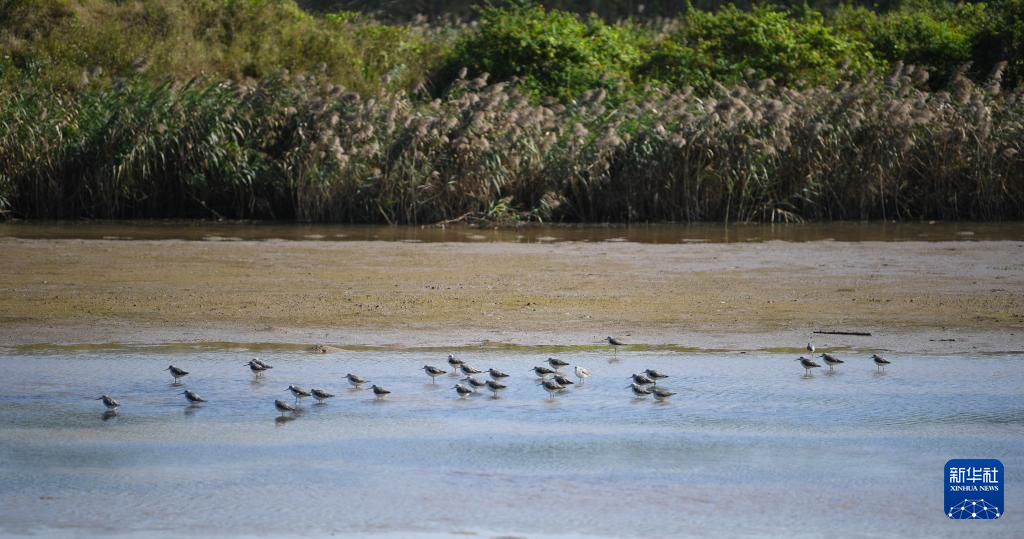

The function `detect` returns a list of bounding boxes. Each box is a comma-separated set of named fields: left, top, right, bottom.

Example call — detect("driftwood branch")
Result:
left=813, top=330, right=872, bottom=336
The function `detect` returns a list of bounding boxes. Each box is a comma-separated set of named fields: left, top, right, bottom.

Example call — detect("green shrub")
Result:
left=638, top=5, right=880, bottom=91
left=0, top=0, right=449, bottom=94
left=441, top=4, right=646, bottom=100
left=831, top=0, right=1024, bottom=88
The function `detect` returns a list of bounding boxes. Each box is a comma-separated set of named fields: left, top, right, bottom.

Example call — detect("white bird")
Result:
left=574, top=365, right=591, bottom=383
left=806, top=342, right=815, bottom=354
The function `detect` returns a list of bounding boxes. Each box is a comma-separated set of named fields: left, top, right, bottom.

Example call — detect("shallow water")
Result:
left=1, top=349, right=1021, bottom=538
left=3, top=221, right=1024, bottom=243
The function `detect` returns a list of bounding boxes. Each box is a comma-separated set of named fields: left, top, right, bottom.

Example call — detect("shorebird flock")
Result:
left=794, top=342, right=894, bottom=375
left=94, top=339, right=894, bottom=417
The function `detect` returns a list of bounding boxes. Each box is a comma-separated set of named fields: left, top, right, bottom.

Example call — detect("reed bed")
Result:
left=1, top=64, right=1022, bottom=223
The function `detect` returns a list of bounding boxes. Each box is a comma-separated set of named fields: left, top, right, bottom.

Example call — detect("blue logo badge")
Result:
left=945, top=459, right=1003, bottom=519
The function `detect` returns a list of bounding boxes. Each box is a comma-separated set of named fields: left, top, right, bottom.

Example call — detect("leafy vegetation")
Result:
left=441, top=4, right=645, bottom=100
left=1, top=0, right=1022, bottom=222
left=639, top=5, right=880, bottom=91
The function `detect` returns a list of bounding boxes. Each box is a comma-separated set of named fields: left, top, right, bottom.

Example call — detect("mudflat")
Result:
left=1, top=237, right=1022, bottom=353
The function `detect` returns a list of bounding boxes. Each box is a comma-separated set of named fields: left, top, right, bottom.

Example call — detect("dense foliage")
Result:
left=1, top=0, right=1022, bottom=222
left=3, top=65, right=1021, bottom=223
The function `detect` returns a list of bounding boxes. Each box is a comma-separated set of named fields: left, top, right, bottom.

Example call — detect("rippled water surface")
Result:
left=1, top=349, right=1021, bottom=537
left=3, top=221, right=1024, bottom=243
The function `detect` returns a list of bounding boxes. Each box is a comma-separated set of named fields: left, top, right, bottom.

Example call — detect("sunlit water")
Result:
left=1, top=349, right=1021, bottom=537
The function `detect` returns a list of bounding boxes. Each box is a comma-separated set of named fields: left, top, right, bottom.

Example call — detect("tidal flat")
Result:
left=1, top=223, right=1023, bottom=353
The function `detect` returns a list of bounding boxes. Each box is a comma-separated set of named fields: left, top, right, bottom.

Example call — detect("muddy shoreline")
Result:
left=1, top=238, right=1022, bottom=353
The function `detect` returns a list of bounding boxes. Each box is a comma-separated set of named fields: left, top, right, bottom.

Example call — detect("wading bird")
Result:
left=871, top=354, right=892, bottom=372
left=627, top=383, right=652, bottom=398
left=644, top=369, right=668, bottom=385
left=460, top=364, right=483, bottom=376
left=485, top=380, right=507, bottom=397
left=652, top=388, right=676, bottom=401
left=96, top=395, right=119, bottom=410
left=422, top=365, right=446, bottom=383
left=795, top=356, right=821, bottom=375
left=447, top=354, right=464, bottom=374
left=574, top=365, right=591, bottom=384
left=246, top=359, right=271, bottom=376
left=606, top=336, right=625, bottom=357
left=286, top=385, right=312, bottom=404
left=630, top=373, right=654, bottom=385
left=552, top=374, right=575, bottom=387
left=311, top=388, right=334, bottom=404
left=461, top=376, right=487, bottom=392
left=274, top=399, right=297, bottom=416
left=181, top=390, right=206, bottom=404
left=820, top=353, right=844, bottom=371
left=547, top=357, right=569, bottom=370
left=541, top=380, right=565, bottom=399
left=533, top=366, right=556, bottom=378
left=488, top=368, right=509, bottom=380
left=166, top=365, right=189, bottom=383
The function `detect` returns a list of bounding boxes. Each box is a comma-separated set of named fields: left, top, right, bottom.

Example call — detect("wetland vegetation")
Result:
left=1, top=0, right=1022, bottom=223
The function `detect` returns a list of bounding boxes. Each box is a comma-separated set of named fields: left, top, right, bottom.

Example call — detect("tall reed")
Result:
left=2, top=64, right=1021, bottom=222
